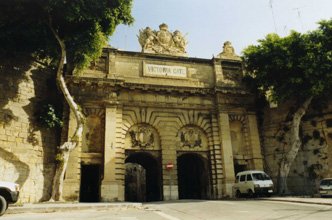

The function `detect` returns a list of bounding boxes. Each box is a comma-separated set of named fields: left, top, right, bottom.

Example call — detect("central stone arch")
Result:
left=177, top=153, right=210, bottom=199
left=124, top=123, right=162, bottom=202
left=176, top=125, right=211, bottom=199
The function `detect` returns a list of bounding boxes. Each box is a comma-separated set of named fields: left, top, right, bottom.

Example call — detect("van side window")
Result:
left=246, top=174, right=252, bottom=181
left=240, top=175, right=246, bottom=182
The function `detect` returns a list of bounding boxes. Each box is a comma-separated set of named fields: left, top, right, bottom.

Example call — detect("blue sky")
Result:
left=109, top=0, right=332, bottom=58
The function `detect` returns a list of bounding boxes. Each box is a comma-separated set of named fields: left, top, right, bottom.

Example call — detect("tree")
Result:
left=242, top=20, right=332, bottom=194
left=0, top=0, right=133, bottom=201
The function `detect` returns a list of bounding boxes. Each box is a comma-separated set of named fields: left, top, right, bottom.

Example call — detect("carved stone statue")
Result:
left=138, top=23, right=187, bottom=56
left=217, top=41, right=241, bottom=60
left=172, top=30, right=186, bottom=53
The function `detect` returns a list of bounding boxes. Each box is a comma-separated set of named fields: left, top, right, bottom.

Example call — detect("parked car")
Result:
left=233, top=170, right=274, bottom=198
left=0, top=181, right=20, bottom=216
left=319, top=178, right=332, bottom=198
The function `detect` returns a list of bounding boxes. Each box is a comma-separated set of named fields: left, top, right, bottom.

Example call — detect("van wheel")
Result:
left=0, top=195, right=7, bottom=216
left=247, top=189, right=254, bottom=198
left=235, top=190, right=241, bottom=198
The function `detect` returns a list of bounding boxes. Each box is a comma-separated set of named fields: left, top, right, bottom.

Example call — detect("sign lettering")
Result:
left=144, top=64, right=187, bottom=78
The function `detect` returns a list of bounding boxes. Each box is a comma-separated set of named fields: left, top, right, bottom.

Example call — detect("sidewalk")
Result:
left=6, top=197, right=332, bottom=215
left=7, top=202, right=143, bottom=215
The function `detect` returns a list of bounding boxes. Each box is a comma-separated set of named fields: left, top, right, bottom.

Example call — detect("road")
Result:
left=2, top=200, right=332, bottom=220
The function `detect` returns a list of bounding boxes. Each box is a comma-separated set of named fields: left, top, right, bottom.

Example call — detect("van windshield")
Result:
left=252, top=173, right=271, bottom=181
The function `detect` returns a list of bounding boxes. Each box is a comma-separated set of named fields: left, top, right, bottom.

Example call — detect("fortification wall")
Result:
left=261, top=101, right=332, bottom=195
left=0, top=64, right=57, bottom=202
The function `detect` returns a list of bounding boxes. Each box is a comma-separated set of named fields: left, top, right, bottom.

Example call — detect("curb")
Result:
left=261, top=198, right=332, bottom=206
left=7, top=202, right=143, bottom=215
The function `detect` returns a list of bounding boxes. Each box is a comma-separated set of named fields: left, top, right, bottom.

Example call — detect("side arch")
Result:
left=125, top=152, right=163, bottom=202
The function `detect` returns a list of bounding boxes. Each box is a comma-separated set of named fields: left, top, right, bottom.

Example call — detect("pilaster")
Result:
left=63, top=110, right=81, bottom=201
left=218, top=112, right=235, bottom=197
left=247, top=113, right=264, bottom=170
left=101, top=105, right=124, bottom=201
left=213, top=58, right=224, bottom=86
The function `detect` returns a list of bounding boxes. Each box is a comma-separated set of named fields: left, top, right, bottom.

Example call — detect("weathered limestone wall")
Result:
left=0, top=65, right=57, bottom=202
left=262, top=101, right=332, bottom=195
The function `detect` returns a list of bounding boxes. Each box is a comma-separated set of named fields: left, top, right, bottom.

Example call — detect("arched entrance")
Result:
left=125, top=152, right=162, bottom=202
left=177, top=153, right=210, bottom=199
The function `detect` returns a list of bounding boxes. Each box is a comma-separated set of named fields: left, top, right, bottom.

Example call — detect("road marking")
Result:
left=154, top=211, right=181, bottom=220
left=119, top=218, right=138, bottom=220
left=211, top=201, right=235, bottom=205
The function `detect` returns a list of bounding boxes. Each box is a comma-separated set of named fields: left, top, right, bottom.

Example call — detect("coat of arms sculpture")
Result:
left=129, top=126, right=154, bottom=148
left=179, top=127, right=202, bottom=148
left=138, top=23, right=187, bottom=57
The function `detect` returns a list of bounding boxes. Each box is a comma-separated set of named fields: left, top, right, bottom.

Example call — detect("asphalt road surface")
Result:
left=3, top=200, right=332, bottom=220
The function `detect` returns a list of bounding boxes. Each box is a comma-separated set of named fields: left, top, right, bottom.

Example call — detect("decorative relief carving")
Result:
left=229, top=114, right=247, bottom=123
left=126, top=124, right=160, bottom=149
left=82, top=115, right=104, bottom=153
left=81, top=108, right=105, bottom=153
left=177, top=126, right=207, bottom=149
left=138, top=23, right=187, bottom=57
left=229, top=114, right=250, bottom=155
left=223, top=69, right=243, bottom=82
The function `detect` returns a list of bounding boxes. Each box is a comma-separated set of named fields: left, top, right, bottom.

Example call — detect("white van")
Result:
left=233, top=170, right=273, bottom=198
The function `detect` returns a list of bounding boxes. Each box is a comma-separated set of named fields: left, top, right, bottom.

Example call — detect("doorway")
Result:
left=80, top=164, right=101, bottom=202
left=177, top=153, right=210, bottom=199
left=125, top=152, right=162, bottom=202
left=234, top=162, right=247, bottom=175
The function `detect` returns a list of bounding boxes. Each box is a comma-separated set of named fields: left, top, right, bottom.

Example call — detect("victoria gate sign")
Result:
left=143, top=63, right=187, bottom=78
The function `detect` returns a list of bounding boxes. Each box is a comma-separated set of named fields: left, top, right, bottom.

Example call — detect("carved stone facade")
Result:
left=62, top=41, right=264, bottom=201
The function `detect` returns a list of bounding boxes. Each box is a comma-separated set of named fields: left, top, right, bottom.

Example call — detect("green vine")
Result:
left=37, top=102, right=63, bottom=128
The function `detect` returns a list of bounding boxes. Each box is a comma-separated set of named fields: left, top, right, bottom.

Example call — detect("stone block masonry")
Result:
left=0, top=64, right=57, bottom=203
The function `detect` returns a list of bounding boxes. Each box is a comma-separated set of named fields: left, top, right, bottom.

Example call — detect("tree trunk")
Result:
left=277, top=96, right=313, bottom=194
left=48, top=16, right=85, bottom=201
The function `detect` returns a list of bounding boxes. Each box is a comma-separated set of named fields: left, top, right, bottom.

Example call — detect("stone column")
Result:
left=218, top=112, right=235, bottom=197
left=101, top=105, right=124, bottom=201
left=247, top=113, right=264, bottom=170
left=63, top=109, right=81, bottom=201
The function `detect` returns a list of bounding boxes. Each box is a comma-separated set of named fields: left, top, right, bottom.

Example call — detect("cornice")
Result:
left=66, top=75, right=251, bottom=96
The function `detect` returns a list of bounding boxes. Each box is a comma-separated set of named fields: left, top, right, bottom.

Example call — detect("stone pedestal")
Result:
left=163, top=185, right=179, bottom=200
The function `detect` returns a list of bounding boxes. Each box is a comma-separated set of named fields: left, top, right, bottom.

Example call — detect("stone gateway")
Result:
left=2, top=24, right=332, bottom=203
left=60, top=24, right=264, bottom=202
